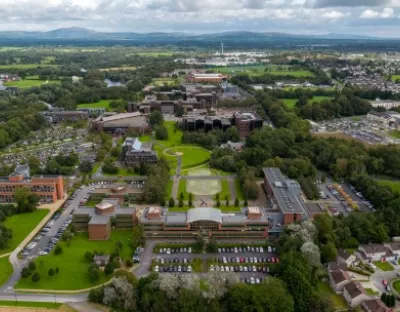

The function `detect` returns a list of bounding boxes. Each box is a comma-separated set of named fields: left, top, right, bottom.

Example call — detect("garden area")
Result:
left=316, top=282, right=347, bottom=310
left=373, top=261, right=394, bottom=271
left=76, top=99, right=113, bottom=109
left=0, top=209, right=49, bottom=255
left=16, top=231, right=134, bottom=290
left=0, top=257, right=12, bottom=287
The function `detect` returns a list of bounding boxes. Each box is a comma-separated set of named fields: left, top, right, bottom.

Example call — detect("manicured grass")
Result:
left=153, top=78, right=177, bottom=86
left=91, top=162, right=101, bottom=174
left=390, top=130, right=400, bottom=139
left=139, top=135, right=152, bottom=142
left=0, top=64, right=58, bottom=69
left=1, top=209, right=49, bottom=255
left=312, top=96, right=333, bottom=102
left=392, top=75, right=400, bottom=82
left=210, top=65, right=267, bottom=77
left=393, top=279, right=400, bottom=293
left=157, top=121, right=182, bottom=147
left=177, top=179, right=189, bottom=200
left=364, top=288, right=379, bottom=296
left=376, top=178, right=400, bottom=193
left=0, top=257, right=12, bottom=287
left=164, top=146, right=211, bottom=169
left=235, top=179, right=245, bottom=200
left=219, top=180, right=231, bottom=200
left=165, top=180, right=173, bottom=199
left=317, top=282, right=347, bottom=309
left=0, top=301, right=62, bottom=308
left=77, top=99, right=113, bottom=109
left=269, top=70, right=315, bottom=77
left=102, top=167, right=137, bottom=177
left=4, top=79, right=60, bottom=88
left=282, top=99, right=297, bottom=109
left=282, top=96, right=333, bottom=109
left=373, top=261, right=394, bottom=271
left=16, top=231, right=133, bottom=290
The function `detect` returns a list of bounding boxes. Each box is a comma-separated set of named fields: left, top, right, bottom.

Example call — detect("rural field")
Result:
left=376, top=178, right=400, bottom=193
left=209, top=65, right=315, bottom=77
left=16, top=231, right=133, bottom=290
left=0, top=64, right=58, bottom=69
left=152, top=78, right=177, bottom=86
left=1, top=209, right=49, bottom=255
left=4, top=79, right=60, bottom=88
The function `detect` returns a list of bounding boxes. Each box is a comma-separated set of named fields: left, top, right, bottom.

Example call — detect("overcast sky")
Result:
left=0, top=0, right=399, bottom=37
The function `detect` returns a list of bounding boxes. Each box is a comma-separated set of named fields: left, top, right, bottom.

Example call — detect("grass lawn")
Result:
left=312, top=96, right=333, bottom=102
left=390, top=130, right=400, bottom=139
left=177, top=179, right=189, bottom=200
left=317, top=282, right=347, bottom=309
left=164, top=146, right=211, bottom=169
left=364, top=288, right=379, bottom=296
left=16, top=231, right=133, bottom=290
left=282, top=99, right=297, bottom=109
left=157, top=121, right=182, bottom=147
left=77, top=99, right=113, bottom=109
left=169, top=205, right=240, bottom=212
left=392, top=75, right=400, bottom=82
left=373, top=261, right=394, bottom=271
left=4, top=79, right=60, bottom=88
left=103, top=167, right=137, bottom=177
left=282, top=96, right=332, bottom=109
left=153, top=78, right=177, bottom=86
left=91, top=162, right=101, bottom=174
left=376, top=178, right=400, bottom=193
left=0, top=301, right=62, bottom=309
left=1, top=209, right=49, bottom=255
left=393, top=279, right=400, bottom=293
left=219, top=180, right=231, bottom=200
left=235, top=179, right=245, bottom=200
left=0, top=64, right=58, bottom=69
left=165, top=180, right=173, bottom=199
left=139, top=135, right=152, bottom=142
left=269, top=70, right=315, bottom=77
left=0, top=257, right=12, bottom=287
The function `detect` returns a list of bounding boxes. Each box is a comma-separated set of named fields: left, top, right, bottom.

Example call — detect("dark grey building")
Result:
left=122, top=137, right=157, bottom=165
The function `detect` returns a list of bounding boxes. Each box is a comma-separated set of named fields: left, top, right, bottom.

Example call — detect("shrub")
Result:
left=28, top=261, right=36, bottom=271
left=31, top=272, right=41, bottom=283
left=54, top=245, right=62, bottom=255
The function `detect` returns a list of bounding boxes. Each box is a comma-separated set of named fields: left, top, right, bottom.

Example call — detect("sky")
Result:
left=0, top=0, right=399, bottom=37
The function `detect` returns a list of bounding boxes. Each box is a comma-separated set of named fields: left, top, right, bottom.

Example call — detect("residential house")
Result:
left=356, top=244, right=393, bottom=264
left=343, top=281, right=368, bottom=307
left=329, top=269, right=350, bottom=294
left=337, top=249, right=356, bottom=267
left=93, top=255, right=110, bottom=267
left=384, top=242, right=400, bottom=261
left=361, top=299, right=390, bottom=312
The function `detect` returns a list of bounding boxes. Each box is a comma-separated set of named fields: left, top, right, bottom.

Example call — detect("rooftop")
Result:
left=362, top=299, right=389, bottom=312
left=344, top=281, right=364, bottom=299
left=89, top=215, right=110, bottom=225
left=186, top=207, right=222, bottom=224
left=263, top=167, right=307, bottom=215
left=100, top=112, right=144, bottom=122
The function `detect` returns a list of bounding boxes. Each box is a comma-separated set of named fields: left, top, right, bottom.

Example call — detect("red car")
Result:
left=383, top=280, right=388, bottom=286
left=271, top=257, right=275, bottom=263
left=275, top=257, right=280, bottom=263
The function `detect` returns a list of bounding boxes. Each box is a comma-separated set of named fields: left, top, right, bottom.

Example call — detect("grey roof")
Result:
left=89, top=215, right=110, bottom=225
left=165, top=213, right=187, bottom=224
left=186, top=207, right=222, bottom=224
left=263, top=168, right=308, bottom=215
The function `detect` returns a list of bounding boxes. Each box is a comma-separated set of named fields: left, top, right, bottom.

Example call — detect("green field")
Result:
left=373, top=261, right=394, bottom=271
left=1, top=209, right=49, bottom=255
left=269, top=70, right=315, bottom=77
left=392, top=75, right=400, bottom=82
left=390, top=130, right=400, bottom=139
left=219, top=180, right=231, bottom=199
left=376, top=178, right=400, bottom=193
left=4, top=79, right=60, bottom=88
left=393, top=279, right=400, bottom=294
left=77, top=99, right=113, bottom=109
left=166, top=180, right=173, bottom=199
left=0, top=301, right=61, bottom=309
left=208, top=65, right=314, bottom=78
left=136, top=52, right=175, bottom=57
left=164, top=146, right=211, bottom=169
left=177, top=179, right=190, bottom=200
left=317, top=282, right=347, bottom=309
left=0, top=64, right=58, bottom=69
left=102, top=167, right=137, bottom=177
left=156, top=121, right=182, bottom=147
left=153, top=78, right=177, bottom=86
left=0, top=257, right=12, bottom=287
left=282, top=96, right=333, bottom=109
left=16, top=231, right=133, bottom=290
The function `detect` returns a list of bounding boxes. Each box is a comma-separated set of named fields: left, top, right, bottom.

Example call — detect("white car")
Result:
left=154, top=266, right=159, bottom=272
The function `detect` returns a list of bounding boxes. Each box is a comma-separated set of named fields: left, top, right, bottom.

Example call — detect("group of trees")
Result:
left=142, top=158, right=170, bottom=205
left=90, top=272, right=296, bottom=312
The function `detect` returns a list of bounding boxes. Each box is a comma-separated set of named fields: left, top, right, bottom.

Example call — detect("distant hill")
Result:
left=0, top=28, right=393, bottom=41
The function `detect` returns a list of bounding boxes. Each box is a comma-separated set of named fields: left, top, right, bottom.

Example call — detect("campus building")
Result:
left=262, top=167, right=309, bottom=224
left=187, top=73, right=228, bottom=83
left=50, top=111, right=89, bottom=124
left=77, top=107, right=106, bottom=118
left=122, top=137, right=158, bottom=165
left=92, top=112, right=149, bottom=134
left=0, top=165, right=64, bottom=203
left=72, top=203, right=271, bottom=240
left=182, top=111, right=263, bottom=138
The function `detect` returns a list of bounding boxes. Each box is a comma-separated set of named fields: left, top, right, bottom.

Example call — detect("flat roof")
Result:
left=101, top=112, right=143, bottom=122
left=89, top=215, right=110, bottom=225
left=187, top=207, right=222, bottom=224
left=263, top=167, right=307, bottom=215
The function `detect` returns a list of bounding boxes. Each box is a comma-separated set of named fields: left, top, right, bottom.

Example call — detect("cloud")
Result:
left=360, top=7, right=394, bottom=17
left=322, top=10, right=345, bottom=18
left=311, top=0, right=390, bottom=8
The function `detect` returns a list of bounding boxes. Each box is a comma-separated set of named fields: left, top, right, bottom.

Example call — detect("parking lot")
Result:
left=313, top=176, right=374, bottom=215
left=151, top=243, right=278, bottom=284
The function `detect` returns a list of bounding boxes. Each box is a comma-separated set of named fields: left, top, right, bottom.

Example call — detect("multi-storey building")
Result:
left=122, top=137, right=158, bottom=165
left=0, top=165, right=64, bottom=203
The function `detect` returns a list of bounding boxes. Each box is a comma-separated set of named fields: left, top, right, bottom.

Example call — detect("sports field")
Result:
left=4, top=79, right=60, bottom=88
left=209, top=65, right=315, bottom=77
left=1, top=209, right=49, bottom=255
left=16, top=231, right=133, bottom=290
left=76, top=99, right=112, bottom=109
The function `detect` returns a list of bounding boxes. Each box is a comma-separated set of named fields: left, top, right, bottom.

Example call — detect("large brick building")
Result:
left=92, top=112, right=149, bottom=134
left=0, top=165, right=64, bottom=204
left=263, top=167, right=308, bottom=225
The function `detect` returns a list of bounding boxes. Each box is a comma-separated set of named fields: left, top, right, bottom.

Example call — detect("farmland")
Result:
left=0, top=64, right=58, bottom=69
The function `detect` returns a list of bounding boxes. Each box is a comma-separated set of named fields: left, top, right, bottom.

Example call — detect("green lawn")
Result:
left=153, top=78, right=177, bottom=86
left=376, top=178, right=400, bottom=193
left=0, top=64, right=58, bottom=69
left=393, top=279, right=400, bottom=293
left=317, top=282, right=347, bottom=309
left=157, top=121, right=182, bottom=147
left=269, top=70, right=315, bottom=77
left=169, top=205, right=240, bottom=212
left=392, top=75, right=400, bottom=82
left=219, top=180, right=231, bottom=200
left=364, top=288, right=379, bottom=296
left=1, top=209, right=49, bottom=255
left=164, top=146, right=211, bottom=169
left=177, top=179, right=189, bottom=200
left=4, top=79, right=60, bottom=88
left=102, top=167, right=137, bottom=177
left=0, top=301, right=61, bottom=308
left=282, top=96, right=333, bottom=109
left=373, top=261, right=394, bottom=271
left=16, top=231, right=133, bottom=290
left=282, top=99, right=297, bottom=109
left=235, top=179, right=245, bottom=200
left=77, top=99, right=113, bottom=109
left=208, top=65, right=314, bottom=78
left=0, top=257, right=12, bottom=287
left=165, top=180, right=173, bottom=199
left=139, top=135, right=152, bottom=142
left=312, top=96, right=333, bottom=103
left=390, top=130, right=400, bottom=139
